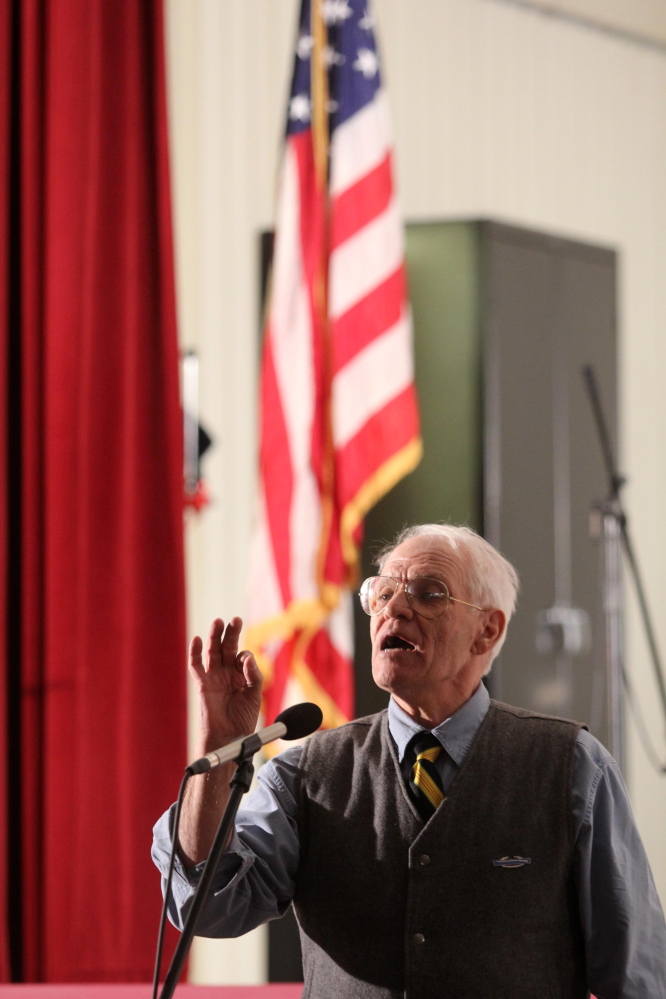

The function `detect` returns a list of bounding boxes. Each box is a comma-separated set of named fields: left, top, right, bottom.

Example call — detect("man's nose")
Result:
left=383, top=584, right=413, bottom=618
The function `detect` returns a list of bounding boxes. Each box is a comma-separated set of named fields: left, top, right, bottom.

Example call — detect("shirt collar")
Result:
left=388, top=682, right=490, bottom=767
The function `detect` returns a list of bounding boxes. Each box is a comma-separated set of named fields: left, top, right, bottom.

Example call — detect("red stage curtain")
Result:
left=1, top=0, right=187, bottom=981
left=0, top=0, right=13, bottom=982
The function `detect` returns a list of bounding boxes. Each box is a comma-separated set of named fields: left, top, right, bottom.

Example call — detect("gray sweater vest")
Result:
left=292, top=700, right=588, bottom=999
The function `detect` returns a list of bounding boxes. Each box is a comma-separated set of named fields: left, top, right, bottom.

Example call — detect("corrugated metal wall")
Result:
left=165, top=0, right=666, bottom=982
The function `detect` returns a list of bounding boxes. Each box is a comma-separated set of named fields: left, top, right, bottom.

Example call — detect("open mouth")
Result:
left=381, top=635, right=416, bottom=651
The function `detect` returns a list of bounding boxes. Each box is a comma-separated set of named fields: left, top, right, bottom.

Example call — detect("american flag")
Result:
left=245, top=0, right=421, bottom=734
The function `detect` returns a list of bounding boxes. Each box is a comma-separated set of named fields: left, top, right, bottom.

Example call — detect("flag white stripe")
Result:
left=330, top=89, right=392, bottom=196
left=329, top=199, right=404, bottom=321
left=289, top=469, right=323, bottom=602
left=332, top=311, right=413, bottom=449
left=246, top=488, right=285, bottom=622
left=327, top=592, right=355, bottom=659
left=269, top=146, right=314, bottom=457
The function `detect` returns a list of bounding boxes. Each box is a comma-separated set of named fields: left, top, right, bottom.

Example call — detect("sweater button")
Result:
left=414, top=933, right=425, bottom=946
left=419, top=854, right=431, bottom=866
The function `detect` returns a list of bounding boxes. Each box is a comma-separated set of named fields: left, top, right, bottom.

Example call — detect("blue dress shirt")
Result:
left=152, top=683, right=666, bottom=998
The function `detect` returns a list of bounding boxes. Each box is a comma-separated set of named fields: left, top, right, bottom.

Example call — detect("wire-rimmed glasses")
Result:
left=359, top=575, right=485, bottom=620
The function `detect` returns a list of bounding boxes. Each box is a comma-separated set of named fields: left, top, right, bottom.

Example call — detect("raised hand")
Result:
left=188, top=617, right=263, bottom=752
left=178, top=617, right=262, bottom=866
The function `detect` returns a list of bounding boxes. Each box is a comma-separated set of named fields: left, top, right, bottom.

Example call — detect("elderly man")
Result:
left=153, top=524, right=666, bottom=998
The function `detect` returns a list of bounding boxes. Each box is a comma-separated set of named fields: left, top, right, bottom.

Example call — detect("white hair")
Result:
left=375, top=523, right=519, bottom=665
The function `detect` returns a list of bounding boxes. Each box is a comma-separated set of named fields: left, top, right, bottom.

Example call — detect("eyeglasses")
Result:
left=359, top=575, right=486, bottom=619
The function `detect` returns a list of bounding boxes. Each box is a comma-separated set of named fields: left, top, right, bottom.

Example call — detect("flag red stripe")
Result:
left=262, top=638, right=295, bottom=728
left=293, top=131, right=326, bottom=298
left=322, top=518, right=346, bottom=588
left=330, top=151, right=393, bottom=250
left=335, top=385, right=420, bottom=509
left=260, top=337, right=294, bottom=606
left=304, top=628, right=354, bottom=719
left=332, top=264, right=406, bottom=374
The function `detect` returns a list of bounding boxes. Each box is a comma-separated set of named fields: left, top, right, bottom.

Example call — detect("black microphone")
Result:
left=187, top=702, right=323, bottom=774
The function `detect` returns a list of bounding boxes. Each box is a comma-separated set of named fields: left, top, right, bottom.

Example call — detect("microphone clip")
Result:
left=187, top=732, right=262, bottom=775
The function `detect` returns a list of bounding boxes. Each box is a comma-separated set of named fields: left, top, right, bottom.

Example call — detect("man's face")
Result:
left=370, top=535, right=499, bottom=719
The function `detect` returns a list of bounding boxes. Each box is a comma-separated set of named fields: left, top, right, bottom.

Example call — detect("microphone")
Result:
left=187, top=702, right=323, bottom=774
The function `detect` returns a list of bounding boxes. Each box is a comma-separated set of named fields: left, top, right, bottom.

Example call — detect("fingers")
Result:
left=221, top=617, right=243, bottom=664
left=205, top=616, right=243, bottom=666
left=238, top=650, right=263, bottom=690
left=204, top=618, right=225, bottom=670
left=192, top=618, right=255, bottom=680
left=188, top=635, right=204, bottom=679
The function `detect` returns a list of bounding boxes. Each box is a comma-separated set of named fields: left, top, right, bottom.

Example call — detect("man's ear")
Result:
left=472, top=609, right=506, bottom=656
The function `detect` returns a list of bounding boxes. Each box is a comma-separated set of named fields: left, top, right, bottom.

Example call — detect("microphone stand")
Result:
left=157, top=734, right=261, bottom=999
left=583, top=365, right=666, bottom=770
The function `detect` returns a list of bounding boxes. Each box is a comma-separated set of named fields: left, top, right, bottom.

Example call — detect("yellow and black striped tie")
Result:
left=405, top=733, right=445, bottom=821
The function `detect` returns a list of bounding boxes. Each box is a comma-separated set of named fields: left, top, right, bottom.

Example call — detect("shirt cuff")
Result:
left=152, top=806, right=253, bottom=891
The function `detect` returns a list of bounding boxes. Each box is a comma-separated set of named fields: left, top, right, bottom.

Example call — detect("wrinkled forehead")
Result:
left=380, top=535, right=470, bottom=581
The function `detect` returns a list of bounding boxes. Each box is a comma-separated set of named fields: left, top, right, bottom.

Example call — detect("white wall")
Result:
left=165, top=0, right=666, bottom=982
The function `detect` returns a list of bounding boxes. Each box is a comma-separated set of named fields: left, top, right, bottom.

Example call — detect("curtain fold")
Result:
left=2, top=0, right=186, bottom=981
left=0, top=1, right=13, bottom=980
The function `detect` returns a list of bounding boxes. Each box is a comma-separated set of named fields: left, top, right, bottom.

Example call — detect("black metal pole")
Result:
left=157, top=755, right=256, bottom=999
left=582, top=365, right=666, bottom=732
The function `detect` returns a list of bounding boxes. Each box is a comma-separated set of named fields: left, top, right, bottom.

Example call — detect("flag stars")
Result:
left=289, top=94, right=311, bottom=123
left=322, top=0, right=353, bottom=26
left=359, top=9, right=375, bottom=30
left=353, top=48, right=379, bottom=78
left=296, top=33, right=314, bottom=60
left=323, top=45, right=345, bottom=67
